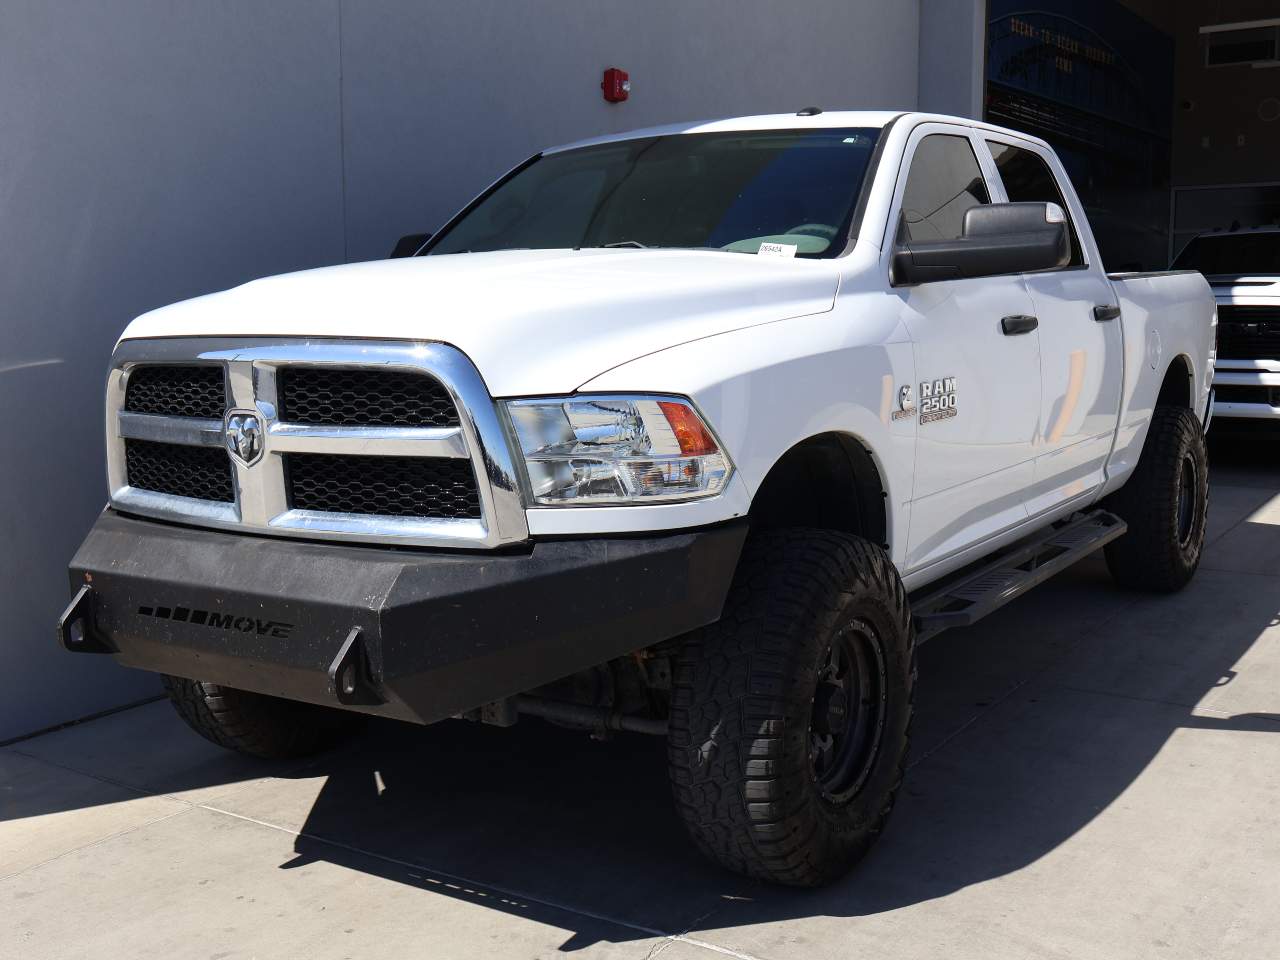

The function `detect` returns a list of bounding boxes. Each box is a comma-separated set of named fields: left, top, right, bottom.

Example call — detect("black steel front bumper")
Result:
left=60, top=511, right=746, bottom=725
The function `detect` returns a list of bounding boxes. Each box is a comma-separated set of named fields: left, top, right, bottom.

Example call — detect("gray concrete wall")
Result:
left=917, top=0, right=986, bottom=119
left=1, top=0, right=921, bottom=740
left=340, top=0, right=921, bottom=261
left=0, top=1, right=346, bottom=740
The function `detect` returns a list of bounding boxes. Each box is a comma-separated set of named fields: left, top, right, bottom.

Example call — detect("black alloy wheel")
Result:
left=809, top=620, right=886, bottom=804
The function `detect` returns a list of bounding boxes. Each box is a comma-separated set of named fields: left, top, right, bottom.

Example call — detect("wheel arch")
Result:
left=749, top=432, right=889, bottom=549
left=1099, top=350, right=1204, bottom=502
left=1156, top=353, right=1195, bottom=410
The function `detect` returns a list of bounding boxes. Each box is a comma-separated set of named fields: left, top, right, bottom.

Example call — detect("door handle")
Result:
left=1094, top=304, right=1121, bottom=322
left=1001, top=314, right=1039, bottom=336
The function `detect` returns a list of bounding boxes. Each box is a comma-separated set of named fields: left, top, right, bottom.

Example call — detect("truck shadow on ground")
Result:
left=273, top=433, right=1280, bottom=951
left=277, top=613, right=1280, bottom=951
left=5, top=432, right=1274, bottom=951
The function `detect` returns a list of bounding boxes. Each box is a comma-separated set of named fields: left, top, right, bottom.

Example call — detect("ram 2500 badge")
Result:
left=61, top=111, right=1216, bottom=886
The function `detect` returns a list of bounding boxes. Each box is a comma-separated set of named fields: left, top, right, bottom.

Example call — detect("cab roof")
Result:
left=545, top=110, right=906, bottom=154
left=544, top=110, right=1055, bottom=156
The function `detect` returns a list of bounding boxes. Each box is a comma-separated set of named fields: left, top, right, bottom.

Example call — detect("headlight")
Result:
left=506, top=395, right=731, bottom=506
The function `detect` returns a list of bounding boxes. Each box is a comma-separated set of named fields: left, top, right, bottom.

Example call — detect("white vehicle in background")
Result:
left=1173, top=226, right=1280, bottom=422
left=61, top=110, right=1215, bottom=886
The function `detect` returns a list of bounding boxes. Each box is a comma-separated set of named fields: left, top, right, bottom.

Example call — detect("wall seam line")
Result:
left=337, top=0, right=349, bottom=262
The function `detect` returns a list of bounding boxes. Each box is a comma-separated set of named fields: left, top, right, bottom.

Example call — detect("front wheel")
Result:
left=667, top=530, right=915, bottom=887
left=162, top=676, right=363, bottom=760
left=1104, top=405, right=1209, bottom=592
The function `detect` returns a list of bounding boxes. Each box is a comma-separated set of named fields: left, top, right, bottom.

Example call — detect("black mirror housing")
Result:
left=892, top=202, right=1070, bottom=285
left=389, top=232, right=433, bottom=258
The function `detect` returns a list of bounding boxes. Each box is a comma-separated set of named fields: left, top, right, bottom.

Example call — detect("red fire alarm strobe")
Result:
left=602, top=67, right=630, bottom=103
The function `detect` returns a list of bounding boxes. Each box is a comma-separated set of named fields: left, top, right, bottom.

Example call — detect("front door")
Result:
left=889, top=127, right=1044, bottom=574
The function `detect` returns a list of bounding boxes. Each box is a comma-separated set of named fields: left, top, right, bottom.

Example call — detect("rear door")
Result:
left=980, top=135, right=1123, bottom=517
left=888, top=125, right=1043, bottom=573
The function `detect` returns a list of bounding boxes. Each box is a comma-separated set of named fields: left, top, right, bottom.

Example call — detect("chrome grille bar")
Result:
left=117, top=412, right=224, bottom=447
left=266, top=423, right=469, bottom=458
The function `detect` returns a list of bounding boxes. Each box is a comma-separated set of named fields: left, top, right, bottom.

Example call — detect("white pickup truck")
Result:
left=1173, top=225, right=1279, bottom=421
left=61, top=111, right=1215, bottom=886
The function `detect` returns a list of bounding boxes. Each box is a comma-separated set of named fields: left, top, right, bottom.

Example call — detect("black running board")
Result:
left=910, top=510, right=1127, bottom=643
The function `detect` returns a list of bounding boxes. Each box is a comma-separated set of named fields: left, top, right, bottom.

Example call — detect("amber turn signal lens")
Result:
left=658, top=400, right=718, bottom=456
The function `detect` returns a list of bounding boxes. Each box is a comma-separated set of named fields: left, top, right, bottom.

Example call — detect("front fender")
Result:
left=578, top=302, right=917, bottom=568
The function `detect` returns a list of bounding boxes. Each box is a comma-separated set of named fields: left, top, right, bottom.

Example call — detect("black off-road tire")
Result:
left=162, top=675, right=363, bottom=760
left=667, top=530, right=915, bottom=887
left=1104, top=405, right=1209, bottom=592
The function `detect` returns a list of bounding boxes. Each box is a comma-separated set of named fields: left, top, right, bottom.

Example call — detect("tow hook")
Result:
left=326, top=627, right=385, bottom=706
left=56, top=584, right=114, bottom=654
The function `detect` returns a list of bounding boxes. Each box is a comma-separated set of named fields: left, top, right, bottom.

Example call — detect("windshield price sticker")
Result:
left=758, top=242, right=798, bottom=258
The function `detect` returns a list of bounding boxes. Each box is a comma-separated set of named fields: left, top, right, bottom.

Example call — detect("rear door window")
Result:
left=986, top=141, right=1084, bottom=267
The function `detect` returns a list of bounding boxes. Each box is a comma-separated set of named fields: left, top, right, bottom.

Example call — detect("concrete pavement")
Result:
left=3, top=430, right=1278, bottom=960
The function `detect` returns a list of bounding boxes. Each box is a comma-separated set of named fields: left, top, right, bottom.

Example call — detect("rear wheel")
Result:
left=162, top=675, right=362, bottom=760
left=667, top=530, right=915, bottom=887
left=1104, top=405, right=1209, bottom=592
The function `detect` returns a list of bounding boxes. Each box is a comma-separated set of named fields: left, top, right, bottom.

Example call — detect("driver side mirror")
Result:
left=891, top=202, right=1070, bottom=286
left=389, top=232, right=432, bottom=258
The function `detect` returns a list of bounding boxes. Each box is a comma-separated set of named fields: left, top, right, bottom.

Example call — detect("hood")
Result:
left=1208, top=275, right=1280, bottom=305
left=121, top=249, right=840, bottom=396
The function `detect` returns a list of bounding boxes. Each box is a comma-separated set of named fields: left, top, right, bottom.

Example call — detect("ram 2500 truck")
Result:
left=1173, top=225, right=1278, bottom=422
left=61, top=111, right=1215, bottom=887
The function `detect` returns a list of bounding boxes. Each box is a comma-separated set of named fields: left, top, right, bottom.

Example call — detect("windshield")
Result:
left=1172, top=233, right=1280, bottom=276
left=427, top=128, right=881, bottom=259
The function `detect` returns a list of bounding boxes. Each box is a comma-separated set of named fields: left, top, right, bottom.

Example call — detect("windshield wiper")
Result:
left=598, top=240, right=650, bottom=249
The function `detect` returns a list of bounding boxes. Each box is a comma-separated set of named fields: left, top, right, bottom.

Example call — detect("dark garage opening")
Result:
left=986, top=0, right=1280, bottom=271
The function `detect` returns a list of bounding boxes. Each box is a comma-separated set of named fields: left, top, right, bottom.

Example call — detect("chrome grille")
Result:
left=286, top=454, right=481, bottom=518
left=1215, top=384, right=1279, bottom=407
left=278, top=367, right=459, bottom=427
left=106, top=339, right=528, bottom=549
left=124, top=365, right=226, bottom=418
left=125, top=439, right=235, bottom=502
left=1217, top=305, right=1280, bottom=361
